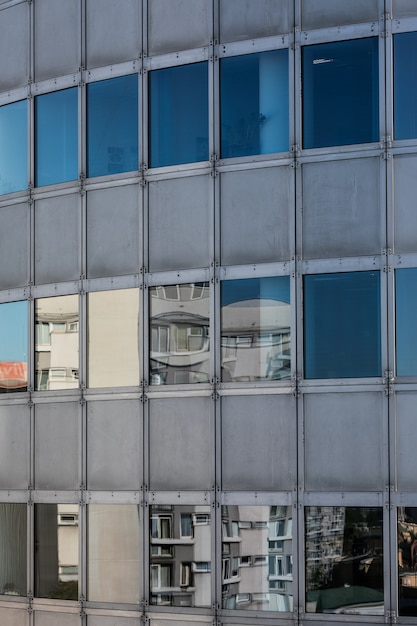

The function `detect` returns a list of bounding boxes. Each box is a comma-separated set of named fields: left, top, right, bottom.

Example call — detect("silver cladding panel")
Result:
left=0, top=3, right=29, bottom=91
left=34, top=0, right=81, bottom=82
left=393, top=154, right=417, bottom=253
left=148, top=175, right=211, bottom=271
left=395, top=392, right=417, bottom=491
left=86, top=0, right=141, bottom=69
left=147, top=0, right=212, bottom=55
left=87, top=399, right=142, bottom=490
left=392, top=0, right=417, bottom=18
left=302, top=158, right=381, bottom=259
left=220, top=167, right=292, bottom=265
left=219, top=0, right=291, bottom=42
left=0, top=607, right=28, bottom=626
left=300, top=0, right=380, bottom=30
left=0, top=404, right=29, bottom=489
left=304, top=392, right=385, bottom=491
left=0, top=202, right=29, bottom=289
left=87, top=617, right=141, bottom=626
left=34, top=402, right=80, bottom=490
left=87, top=185, right=140, bottom=279
left=149, top=396, right=212, bottom=490
left=35, top=194, right=80, bottom=284
left=34, top=613, right=79, bottom=626
left=221, top=394, right=296, bottom=490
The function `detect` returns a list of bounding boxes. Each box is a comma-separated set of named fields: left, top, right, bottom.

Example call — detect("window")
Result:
left=151, top=564, right=172, bottom=589
left=180, top=563, right=191, bottom=586
left=221, top=49, right=288, bottom=158
left=0, top=300, right=28, bottom=393
left=304, top=271, right=381, bottom=379
left=35, top=87, right=78, bottom=186
left=302, top=38, right=379, bottom=149
left=0, top=503, right=27, bottom=597
left=87, top=74, right=138, bottom=177
left=221, top=276, right=291, bottom=382
left=0, top=100, right=27, bottom=195
left=149, top=62, right=208, bottom=167
left=396, top=268, right=417, bottom=375
left=394, top=32, right=417, bottom=140
left=151, top=515, right=172, bottom=539
left=180, top=513, right=193, bottom=538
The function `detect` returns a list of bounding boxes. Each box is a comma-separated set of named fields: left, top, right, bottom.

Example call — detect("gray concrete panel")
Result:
left=221, top=394, right=296, bottom=491
left=393, top=154, right=417, bottom=253
left=301, top=0, right=380, bottom=29
left=147, top=0, right=211, bottom=55
left=220, top=167, right=292, bottom=265
left=87, top=400, right=141, bottom=490
left=0, top=3, right=29, bottom=91
left=0, top=404, right=29, bottom=489
left=219, top=0, right=290, bottom=42
left=0, top=203, right=29, bottom=289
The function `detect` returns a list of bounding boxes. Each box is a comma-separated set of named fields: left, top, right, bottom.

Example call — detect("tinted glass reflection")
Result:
left=88, top=504, right=140, bottom=603
left=221, top=50, right=289, bottom=158
left=35, top=504, right=79, bottom=600
left=0, top=503, right=26, bottom=596
left=0, top=100, right=27, bottom=195
left=396, top=268, right=417, bottom=376
left=35, top=295, right=79, bottom=390
left=87, top=74, right=138, bottom=178
left=150, top=505, right=211, bottom=607
left=149, top=62, right=208, bottom=167
left=35, top=88, right=78, bottom=186
left=305, top=507, right=383, bottom=615
left=303, top=38, right=379, bottom=149
left=88, top=289, right=139, bottom=388
left=149, top=283, right=210, bottom=385
left=394, top=33, right=417, bottom=140
left=222, top=505, right=293, bottom=611
left=398, top=507, right=417, bottom=615
left=221, top=277, right=290, bottom=382
left=0, top=301, right=27, bottom=393
left=304, top=271, right=381, bottom=379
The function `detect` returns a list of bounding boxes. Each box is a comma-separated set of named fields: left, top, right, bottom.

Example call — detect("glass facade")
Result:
left=0, top=100, right=27, bottom=195
left=394, top=32, right=417, bottom=140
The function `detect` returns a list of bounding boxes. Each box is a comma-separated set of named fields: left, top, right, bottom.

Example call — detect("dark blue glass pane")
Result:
left=304, top=272, right=381, bottom=379
left=394, top=32, right=417, bottom=140
left=396, top=268, right=417, bottom=375
left=220, top=49, right=289, bottom=158
left=0, top=100, right=27, bottom=195
left=149, top=62, right=208, bottom=168
left=87, top=75, right=138, bottom=178
left=35, top=88, right=78, bottom=186
left=303, top=38, right=379, bottom=149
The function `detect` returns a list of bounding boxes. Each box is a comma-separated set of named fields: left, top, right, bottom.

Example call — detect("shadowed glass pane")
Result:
left=149, top=62, right=208, bottom=167
left=221, top=50, right=289, bottom=158
left=87, top=74, right=138, bottom=177
left=35, top=88, right=78, bottom=186
left=302, top=38, right=379, bottom=149
left=0, top=100, right=27, bottom=195
left=0, top=300, right=27, bottom=393
left=398, top=507, right=417, bottom=616
left=0, top=503, right=26, bottom=596
left=394, top=32, right=417, bottom=140
left=304, top=271, right=381, bottom=379
left=396, top=268, right=417, bottom=375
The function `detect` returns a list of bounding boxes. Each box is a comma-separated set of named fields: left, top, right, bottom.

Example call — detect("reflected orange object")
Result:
left=0, top=362, right=28, bottom=388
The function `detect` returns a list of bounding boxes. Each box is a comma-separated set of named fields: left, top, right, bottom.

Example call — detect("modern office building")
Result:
left=0, top=0, right=417, bottom=624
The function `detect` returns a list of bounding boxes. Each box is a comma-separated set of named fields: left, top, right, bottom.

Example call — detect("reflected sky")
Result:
left=0, top=301, right=27, bottom=362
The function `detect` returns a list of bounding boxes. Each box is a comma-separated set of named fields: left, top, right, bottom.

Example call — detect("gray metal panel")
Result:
left=35, top=194, right=80, bottom=284
left=86, top=0, right=141, bottom=69
left=87, top=617, right=141, bottom=626
left=148, top=176, right=211, bottom=271
left=301, top=0, right=380, bottom=29
left=34, top=0, right=81, bottom=81
left=149, top=397, right=212, bottom=490
left=392, top=0, right=417, bottom=17
left=393, top=154, right=417, bottom=253
left=221, top=394, right=295, bottom=491
left=0, top=203, right=29, bottom=289
left=302, top=158, right=381, bottom=259
left=87, top=399, right=141, bottom=490
left=0, top=608, right=28, bottom=626
left=0, top=3, right=29, bottom=91
left=219, top=0, right=290, bottom=42
left=86, top=185, right=140, bottom=279
left=34, top=613, right=79, bottom=626
left=147, top=0, right=211, bottom=55
left=34, top=402, right=80, bottom=490
left=395, top=392, right=417, bottom=491
left=304, top=392, right=384, bottom=491
left=220, top=167, right=292, bottom=265
left=0, top=404, right=29, bottom=489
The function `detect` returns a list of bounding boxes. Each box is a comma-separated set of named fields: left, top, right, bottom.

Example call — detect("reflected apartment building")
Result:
left=1, top=2, right=417, bottom=626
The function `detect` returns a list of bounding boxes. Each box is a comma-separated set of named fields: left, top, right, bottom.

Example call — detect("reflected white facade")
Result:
left=0, top=1, right=417, bottom=625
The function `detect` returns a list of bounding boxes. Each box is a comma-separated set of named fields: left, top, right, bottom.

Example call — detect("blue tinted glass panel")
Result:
left=396, top=268, right=417, bottom=375
left=394, top=32, right=417, bottom=140
left=87, top=75, right=138, bottom=178
left=221, top=50, right=289, bottom=158
left=0, top=100, right=27, bottom=195
left=304, top=272, right=381, bottom=379
left=221, top=276, right=290, bottom=381
left=0, top=300, right=28, bottom=392
left=35, top=88, right=78, bottom=186
left=149, top=62, right=208, bottom=167
left=303, top=38, right=379, bottom=149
